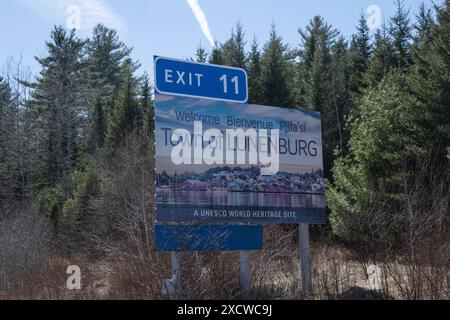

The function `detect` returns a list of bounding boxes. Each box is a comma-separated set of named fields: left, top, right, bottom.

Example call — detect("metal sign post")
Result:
left=170, top=251, right=182, bottom=300
left=239, top=251, right=250, bottom=299
left=299, top=224, right=311, bottom=297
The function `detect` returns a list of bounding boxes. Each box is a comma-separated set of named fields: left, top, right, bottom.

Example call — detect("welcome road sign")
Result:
left=154, top=56, right=248, bottom=103
left=155, top=94, right=327, bottom=224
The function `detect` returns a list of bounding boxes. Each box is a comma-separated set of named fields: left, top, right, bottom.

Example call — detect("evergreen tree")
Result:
left=364, top=24, right=396, bottom=87
left=195, top=44, right=208, bottom=63
left=260, top=24, right=293, bottom=107
left=247, top=37, right=264, bottom=104
left=0, top=77, right=13, bottom=200
left=390, top=0, right=413, bottom=69
left=141, top=73, right=154, bottom=136
left=29, top=27, right=87, bottom=186
left=409, top=0, right=450, bottom=167
left=222, top=22, right=247, bottom=68
left=348, top=13, right=371, bottom=94
left=86, top=24, right=132, bottom=151
left=209, top=42, right=224, bottom=65
left=104, top=59, right=139, bottom=154
left=414, top=3, right=435, bottom=46
left=297, top=16, right=340, bottom=175
left=328, top=72, right=425, bottom=244
left=330, top=37, right=352, bottom=151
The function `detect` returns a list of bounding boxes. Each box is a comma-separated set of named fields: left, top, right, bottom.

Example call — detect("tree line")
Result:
left=0, top=0, right=448, bottom=250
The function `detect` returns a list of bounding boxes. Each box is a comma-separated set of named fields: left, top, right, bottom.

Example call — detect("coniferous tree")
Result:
left=328, top=72, right=425, bottom=244
left=0, top=77, right=13, bottom=200
left=29, top=27, right=87, bottom=186
left=247, top=37, right=264, bottom=104
left=365, top=24, right=396, bottom=87
left=104, top=59, right=139, bottom=155
left=390, top=0, right=413, bottom=69
left=260, top=24, right=293, bottom=107
left=195, top=44, right=208, bottom=63
left=209, top=42, right=224, bottom=65
left=222, top=22, right=247, bottom=68
left=86, top=24, right=132, bottom=151
left=141, top=73, right=154, bottom=136
left=330, top=37, right=352, bottom=152
left=409, top=0, right=450, bottom=166
left=348, top=13, right=371, bottom=95
left=297, top=16, right=340, bottom=175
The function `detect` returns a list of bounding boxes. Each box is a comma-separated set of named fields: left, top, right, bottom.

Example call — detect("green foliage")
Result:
left=248, top=37, right=264, bottom=104
left=195, top=44, right=208, bottom=63
left=260, top=24, right=294, bottom=107
left=28, top=26, right=87, bottom=186
left=390, top=0, right=413, bottom=69
left=222, top=22, right=247, bottom=68
left=104, top=59, right=140, bottom=155
left=328, top=72, right=426, bottom=244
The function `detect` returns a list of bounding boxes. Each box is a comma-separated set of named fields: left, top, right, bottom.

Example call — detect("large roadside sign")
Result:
left=155, top=95, right=326, bottom=224
left=154, top=56, right=248, bottom=103
left=154, top=56, right=323, bottom=296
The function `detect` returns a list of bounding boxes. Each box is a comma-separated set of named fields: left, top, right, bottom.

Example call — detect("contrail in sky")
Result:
left=186, top=0, right=216, bottom=48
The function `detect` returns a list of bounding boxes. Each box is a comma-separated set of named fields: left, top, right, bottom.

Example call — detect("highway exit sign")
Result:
left=154, top=56, right=248, bottom=103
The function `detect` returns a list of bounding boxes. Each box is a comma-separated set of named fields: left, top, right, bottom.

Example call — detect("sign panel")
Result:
left=154, top=56, right=248, bottom=103
left=155, top=94, right=327, bottom=224
left=155, top=225, right=263, bottom=251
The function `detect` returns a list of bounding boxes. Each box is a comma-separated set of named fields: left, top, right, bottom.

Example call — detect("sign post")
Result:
left=300, top=224, right=311, bottom=297
left=239, top=251, right=250, bottom=300
left=171, top=251, right=182, bottom=299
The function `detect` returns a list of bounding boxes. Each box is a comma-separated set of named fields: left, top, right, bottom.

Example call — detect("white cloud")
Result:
left=186, top=0, right=216, bottom=48
left=16, top=0, right=126, bottom=36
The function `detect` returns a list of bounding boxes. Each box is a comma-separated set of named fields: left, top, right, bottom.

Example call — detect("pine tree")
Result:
left=330, top=37, right=352, bottom=152
left=209, top=42, right=224, bottom=65
left=297, top=16, right=338, bottom=109
left=348, top=13, right=371, bottom=94
left=297, top=16, right=340, bottom=175
left=328, top=72, right=425, bottom=244
left=104, top=59, right=139, bottom=155
left=414, top=3, right=435, bottom=45
left=390, top=0, right=413, bottom=69
left=141, top=74, right=154, bottom=136
left=364, top=24, right=396, bottom=87
left=222, top=22, right=247, bottom=68
left=260, top=24, right=293, bottom=107
left=247, top=37, right=264, bottom=104
left=409, top=0, right=450, bottom=167
left=0, top=77, right=13, bottom=200
left=195, top=44, right=208, bottom=63
left=29, top=27, right=87, bottom=186
left=86, top=24, right=133, bottom=151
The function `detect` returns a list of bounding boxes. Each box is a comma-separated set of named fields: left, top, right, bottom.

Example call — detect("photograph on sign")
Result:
left=155, top=94, right=326, bottom=224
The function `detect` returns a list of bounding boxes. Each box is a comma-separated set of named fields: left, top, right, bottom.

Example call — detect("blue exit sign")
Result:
left=154, top=56, right=248, bottom=103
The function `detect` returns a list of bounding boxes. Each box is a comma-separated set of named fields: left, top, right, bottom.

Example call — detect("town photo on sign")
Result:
left=155, top=94, right=326, bottom=224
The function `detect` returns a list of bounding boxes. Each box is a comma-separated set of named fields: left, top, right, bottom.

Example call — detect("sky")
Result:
left=0, top=0, right=440, bottom=77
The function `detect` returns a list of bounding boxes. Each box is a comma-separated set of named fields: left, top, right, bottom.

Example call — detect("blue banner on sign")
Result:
left=155, top=225, right=263, bottom=251
left=154, top=56, right=248, bottom=103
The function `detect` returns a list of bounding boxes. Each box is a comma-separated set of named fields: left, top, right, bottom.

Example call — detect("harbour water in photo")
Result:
left=156, top=189, right=325, bottom=208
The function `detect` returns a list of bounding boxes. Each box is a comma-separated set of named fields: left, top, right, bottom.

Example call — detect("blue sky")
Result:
left=0, top=0, right=440, bottom=77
